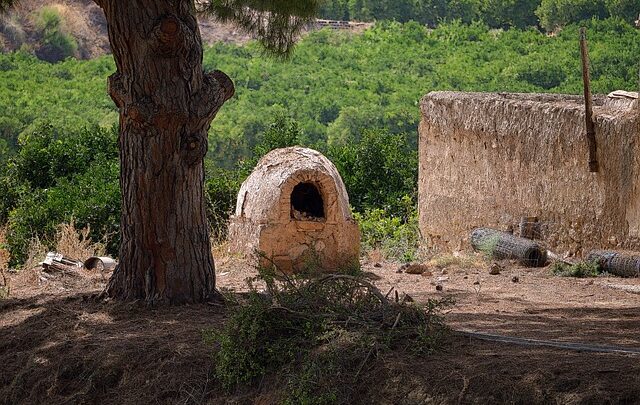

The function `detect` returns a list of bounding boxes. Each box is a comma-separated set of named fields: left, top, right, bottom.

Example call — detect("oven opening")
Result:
left=291, top=182, right=325, bottom=221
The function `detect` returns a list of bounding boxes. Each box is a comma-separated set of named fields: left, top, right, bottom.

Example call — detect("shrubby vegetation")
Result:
left=0, top=50, right=116, bottom=149
left=2, top=18, right=638, bottom=167
left=0, top=124, right=119, bottom=265
left=1, top=19, right=639, bottom=264
left=35, top=6, right=78, bottom=62
left=320, top=0, right=538, bottom=28
left=205, top=18, right=640, bottom=168
left=355, top=205, right=422, bottom=262
left=319, top=0, right=640, bottom=29
left=551, top=260, right=602, bottom=277
left=536, top=0, right=640, bottom=31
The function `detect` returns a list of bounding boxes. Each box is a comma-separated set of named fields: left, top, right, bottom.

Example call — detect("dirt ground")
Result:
left=1, top=252, right=640, bottom=404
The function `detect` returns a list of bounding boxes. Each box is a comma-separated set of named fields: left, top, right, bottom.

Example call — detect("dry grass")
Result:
left=0, top=226, right=10, bottom=298
left=427, top=252, right=486, bottom=270
left=55, top=222, right=105, bottom=262
left=21, top=222, right=105, bottom=271
left=365, top=248, right=385, bottom=264
left=22, top=235, right=48, bottom=272
left=0, top=14, right=27, bottom=46
left=0, top=225, right=9, bottom=272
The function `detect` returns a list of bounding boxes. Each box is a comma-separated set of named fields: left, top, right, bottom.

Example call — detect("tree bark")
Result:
left=100, top=0, right=234, bottom=304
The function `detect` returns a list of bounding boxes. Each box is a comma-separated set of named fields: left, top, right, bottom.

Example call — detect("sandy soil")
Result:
left=1, top=252, right=639, bottom=404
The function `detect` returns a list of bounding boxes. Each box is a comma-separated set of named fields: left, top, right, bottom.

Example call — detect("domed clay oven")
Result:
left=228, top=147, right=360, bottom=272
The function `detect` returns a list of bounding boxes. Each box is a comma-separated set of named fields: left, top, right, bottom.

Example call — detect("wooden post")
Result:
left=580, top=27, right=599, bottom=173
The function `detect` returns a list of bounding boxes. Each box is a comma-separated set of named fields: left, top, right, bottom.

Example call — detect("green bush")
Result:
left=481, top=0, right=542, bottom=28
left=0, top=116, right=22, bottom=150
left=204, top=165, right=243, bottom=241
left=329, top=129, right=417, bottom=216
left=551, top=260, right=601, bottom=277
left=516, top=61, right=567, bottom=89
left=606, top=0, right=640, bottom=24
left=237, top=113, right=303, bottom=175
left=13, top=124, right=118, bottom=189
left=3, top=124, right=119, bottom=265
left=7, top=159, right=120, bottom=265
left=35, top=7, right=78, bottom=62
left=354, top=196, right=421, bottom=262
left=536, top=0, right=608, bottom=31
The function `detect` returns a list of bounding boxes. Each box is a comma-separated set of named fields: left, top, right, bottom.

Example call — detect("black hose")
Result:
left=457, top=329, right=640, bottom=356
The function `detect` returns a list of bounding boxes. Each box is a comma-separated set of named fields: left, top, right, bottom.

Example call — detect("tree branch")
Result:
left=198, top=0, right=321, bottom=57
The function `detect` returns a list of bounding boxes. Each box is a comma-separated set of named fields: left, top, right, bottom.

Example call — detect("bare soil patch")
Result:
left=2, top=254, right=639, bottom=404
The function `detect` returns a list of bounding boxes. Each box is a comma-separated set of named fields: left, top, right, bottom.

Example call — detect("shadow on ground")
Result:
left=1, top=285, right=640, bottom=404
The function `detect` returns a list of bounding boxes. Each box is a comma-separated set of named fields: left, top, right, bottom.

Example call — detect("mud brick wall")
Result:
left=418, top=91, right=639, bottom=255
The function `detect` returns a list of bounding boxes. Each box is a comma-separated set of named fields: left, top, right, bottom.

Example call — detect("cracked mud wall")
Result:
left=419, top=91, right=639, bottom=255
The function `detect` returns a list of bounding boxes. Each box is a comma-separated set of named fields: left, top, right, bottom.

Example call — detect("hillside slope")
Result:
left=0, top=0, right=255, bottom=61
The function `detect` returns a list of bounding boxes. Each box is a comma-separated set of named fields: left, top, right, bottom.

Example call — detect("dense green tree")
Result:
left=481, top=0, right=541, bottom=28
left=536, top=0, right=608, bottom=31
left=605, top=0, right=640, bottom=24
left=329, top=129, right=417, bottom=215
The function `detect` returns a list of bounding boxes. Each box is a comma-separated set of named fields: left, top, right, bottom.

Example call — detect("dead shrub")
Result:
left=22, top=234, right=48, bottom=271
left=54, top=222, right=105, bottom=261
left=0, top=15, right=26, bottom=46
left=206, top=265, right=452, bottom=403
left=0, top=225, right=10, bottom=298
left=20, top=222, right=106, bottom=271
left=428, top=253, right=486, bottom=270
left=0, top=225, right=9, bottom=271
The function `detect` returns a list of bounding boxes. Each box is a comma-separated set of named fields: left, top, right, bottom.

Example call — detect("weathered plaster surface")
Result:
left=419, top=91, right=639, bottom=255
left=228, top=147, right=360, bottom=272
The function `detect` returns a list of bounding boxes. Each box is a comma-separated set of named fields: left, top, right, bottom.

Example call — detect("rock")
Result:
left=437, top=276, right=449, bottom=282
left=405, top=264, right=429, bottom=275
left=373, top=262, right=382, bottom=268
left=463, top=275, right=468, bottom=279
left=441, top=269, right=448, bottom=275
left=396, top=263, right=411, bottom=273
left=402, top=293, right=414, bottom=303
left=511, top=276, right=519, bottom=283
left=435, top=284, right=443, bottom=291
left=473, top=280, right=480, bottom=285
left=489, top=262, right=502, bottom=275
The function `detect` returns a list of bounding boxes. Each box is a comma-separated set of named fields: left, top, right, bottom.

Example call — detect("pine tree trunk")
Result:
left=99, top=0, right=234, bottom=304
